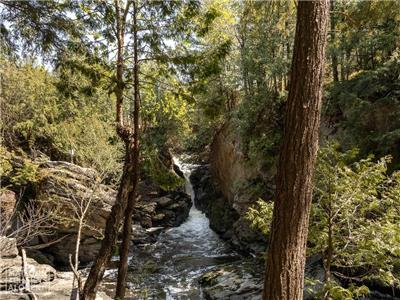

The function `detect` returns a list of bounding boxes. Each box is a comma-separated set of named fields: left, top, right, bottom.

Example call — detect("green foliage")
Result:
left=140, top=63, right=193, bottom=152
left=316, top=281, right=369, bottom=300
left=325, top=55, right=400, bottom=169
left=0, top=146, right=13, bottom=179
left=11, top=159, right=39, bottom=186
left=329, top=0, right=400, bottom=79
left=247, top=142, right=400, bottom=293
left=141, top=147, right=184, bottom=191
left=1, top=57, right=122, bottom=181
left=246, top=199, right=273, bottom=236
left=0, top=58, right=59, bottom=149
left=0, top=1, right=82, bottom=56
left=234, top=93, right=283, bottom=170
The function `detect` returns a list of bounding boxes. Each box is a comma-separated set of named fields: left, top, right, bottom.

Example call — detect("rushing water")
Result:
left=104, top=160, right=239, bottom=299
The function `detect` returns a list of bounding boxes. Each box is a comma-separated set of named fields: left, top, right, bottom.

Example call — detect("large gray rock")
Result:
left=199, top=257, right=328, bottom=300
left=35, top=161, right=191, bottom=266
left=199, top=260, right=263, bottom=300
left=0, top=236, right=18, bottom=258
left=133, top=191, right=192, bottom=229
left=34, top=161, right=117, bottom=265
left=37, top=161, right=117, bottom=235
left=0, top=271, right=112, bottom=300
left=0, top=254, right=56, bottom=289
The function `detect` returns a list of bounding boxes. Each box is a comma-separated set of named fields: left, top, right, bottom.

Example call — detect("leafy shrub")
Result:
left=246, top=142, right=400, bottom=296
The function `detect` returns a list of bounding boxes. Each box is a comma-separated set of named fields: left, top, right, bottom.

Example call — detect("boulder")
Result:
left=0, top=254, right=56, bottom=289
left=154, top=196, right=173, bottom=208
left=199, top=260, right=263, bottom=300
left=134, top=191, right=191, bottom=228
left=0, top=236, right=18, bottom=258
left=34, top=161, right=117, bottom=266
left=32, top=160, right=191, bottom=266
left=130, top=225, right=164, bottom=245
left=37, top=161, right=116, bottom=236
left=199, top=257, right=329, bottom=300
left=40, top=234, right=101, bottom=266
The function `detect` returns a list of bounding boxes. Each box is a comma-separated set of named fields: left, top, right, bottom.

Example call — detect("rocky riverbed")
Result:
left=1, top=157, right=193, bottom=299
left=2, top=156, right=400, bottom=300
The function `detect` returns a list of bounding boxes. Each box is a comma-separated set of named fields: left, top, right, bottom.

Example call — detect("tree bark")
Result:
left=115, top=0, right=140, bottom=298
left=263, top=1, right=329, bottom=300
left=81, top=154, right=135, bottom=300
left=330, top=0, right=339, bottom=83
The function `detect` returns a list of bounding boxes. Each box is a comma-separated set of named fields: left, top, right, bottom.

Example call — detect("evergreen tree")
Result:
left=263, top=1, right=330, bottom=299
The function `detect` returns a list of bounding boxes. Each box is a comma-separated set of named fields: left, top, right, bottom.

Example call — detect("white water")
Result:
left=103, top=160, right=238, bottom=299
left=128, top=160, right=238, bottom=299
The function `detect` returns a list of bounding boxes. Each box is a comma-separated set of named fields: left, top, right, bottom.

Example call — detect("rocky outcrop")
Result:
left=191, top=165, right=267, bottom=254
left=199, top=258, right=328, bottom=300
left=199, top=253, right=399, bottom=300
left=34, top=161, right=116, bottom=265
left=190, top=165, right=239, bottom=238
left=189, top=122, right=272, bottom=254
left=0, top=237, right=111, bottom=300
left=0, top=237, right=18, bottom=258
left=34, top=160, right=191, bottom=266
left=0, top=236, right=56, bottom=290
left=199, top=259, right=263, bottom=300
left=134, top=190, right=191, bottom=229
left=191, top=123, right=269, bottom=254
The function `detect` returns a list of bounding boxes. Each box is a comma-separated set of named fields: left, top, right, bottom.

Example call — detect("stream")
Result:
left=103, top=160, right=240, bottom=299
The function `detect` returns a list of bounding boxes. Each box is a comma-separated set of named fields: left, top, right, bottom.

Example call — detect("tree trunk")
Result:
left=330, top=0, right=339, bottom=82
left=81, top=155, right=135, bottom=300
left=81, top=1, right=134, bottom=299
left=115, top=1, right=140, bottom=298
left=263, top=1, right=329, bottom=300
left=70, top=218, right=83, bottom=300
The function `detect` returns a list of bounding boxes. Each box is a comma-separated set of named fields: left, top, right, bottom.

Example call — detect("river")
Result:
left=103, top=160, right=239, bottom=299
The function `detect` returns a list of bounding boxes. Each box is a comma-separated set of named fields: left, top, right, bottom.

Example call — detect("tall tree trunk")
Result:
left=81, top=155, right=135, bottom=300
left=330, top=0, right=339, bottom=82
left=115, top=1, right=140, bottom=298
left=81, top=1, right=133, bottom=299
left=263, top=1, right=329, bottom=300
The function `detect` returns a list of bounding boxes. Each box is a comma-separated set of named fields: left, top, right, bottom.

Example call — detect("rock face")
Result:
left=190, top=165, right=239, bottom=238
left=35, top=161, right=116, bottom=265
left=34, top=160, right=191, bottom=266
left=0, top=237, right=18, bottom=258
left=190, top=123, right=268, bottom=254
left=134, top=190, right=192, bottom=229
left=37, top=161, right=116, bottom=234
left=189, top=122, right=271, bottom=255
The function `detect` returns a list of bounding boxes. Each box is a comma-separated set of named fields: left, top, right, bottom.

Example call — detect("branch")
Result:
left=25, top=234, right=72, bottom=250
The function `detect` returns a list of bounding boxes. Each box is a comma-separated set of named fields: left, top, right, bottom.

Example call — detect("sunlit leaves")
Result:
left=247, top=142, right=400, bottom=295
